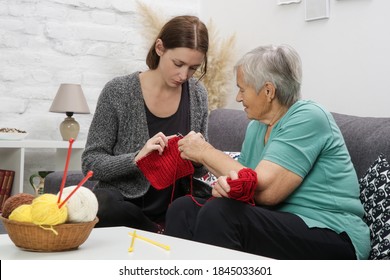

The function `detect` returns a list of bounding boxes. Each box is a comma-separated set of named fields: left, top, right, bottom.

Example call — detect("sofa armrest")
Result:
left=43, top=170, right=97, bottom=194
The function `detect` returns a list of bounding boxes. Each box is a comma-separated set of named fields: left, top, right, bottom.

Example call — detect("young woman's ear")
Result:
left=155, top=39, right=165, bottom=56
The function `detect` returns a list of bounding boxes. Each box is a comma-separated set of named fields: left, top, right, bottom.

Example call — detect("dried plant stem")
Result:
left=135, top=2, right=236, bottom=111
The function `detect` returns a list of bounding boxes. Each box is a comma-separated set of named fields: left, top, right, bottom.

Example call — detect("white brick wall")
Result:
left=0, top=0, right=199, bottom=192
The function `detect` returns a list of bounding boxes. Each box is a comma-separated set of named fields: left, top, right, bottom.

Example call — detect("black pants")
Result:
left=92, top=178, right=211, bottom=232
left=165, top=196, right=357, bottom=260
left=93, top=188, right=159, bottom=232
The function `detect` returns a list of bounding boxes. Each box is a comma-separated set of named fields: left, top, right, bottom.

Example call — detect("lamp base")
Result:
left=60, top=116, right=80, bottom=141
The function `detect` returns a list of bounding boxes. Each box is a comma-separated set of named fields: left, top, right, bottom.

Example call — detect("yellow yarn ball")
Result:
left=9, top=204, right=33, bottom=223
left=30, top=194, right=68, bottom=226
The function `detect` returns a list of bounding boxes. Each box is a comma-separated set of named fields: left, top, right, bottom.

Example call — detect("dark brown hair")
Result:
left=146, top=15, right=209, bottom=79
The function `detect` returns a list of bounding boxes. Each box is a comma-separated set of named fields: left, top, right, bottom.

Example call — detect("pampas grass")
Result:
left=135, top=1, right=236, bottom=111
left=135, top=2, right=166, bottom=49
left=195, top=19, right=236, bottom=110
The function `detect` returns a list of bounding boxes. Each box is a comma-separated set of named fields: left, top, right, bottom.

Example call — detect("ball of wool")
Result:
left=227, top=168, right=258, bottom=205
left=30, top=193, right=67, bottom=226
left=9, top=204, right=33, bottom=223
left=58, top=186, right=98, bottom=223
left=2, top=193, right=35, bottom=219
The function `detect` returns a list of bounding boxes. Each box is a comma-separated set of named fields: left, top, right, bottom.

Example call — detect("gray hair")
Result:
left=234, top=44, right=302, bottom=107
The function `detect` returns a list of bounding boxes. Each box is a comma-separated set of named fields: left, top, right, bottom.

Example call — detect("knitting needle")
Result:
left=128, top=230, right=136, bottom=252
left=57, top=138, right=75, bottom=203
left=58, top=170, right=94, bottom=208
left=128, top=232, right=170, bottom=251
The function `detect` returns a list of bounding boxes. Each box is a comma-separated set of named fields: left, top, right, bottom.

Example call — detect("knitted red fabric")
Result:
left=227, top=168, right=258, bottom=205
left=136, top=136, right=194, bottom=190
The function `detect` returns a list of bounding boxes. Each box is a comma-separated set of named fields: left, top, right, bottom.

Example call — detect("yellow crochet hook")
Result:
left=128, top=231, right=170, bottom=251
left=128, top=230, right=136, bottom=252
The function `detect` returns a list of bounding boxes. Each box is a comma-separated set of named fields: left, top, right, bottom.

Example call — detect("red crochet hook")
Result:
left=57, top=138, right=75, bottom=203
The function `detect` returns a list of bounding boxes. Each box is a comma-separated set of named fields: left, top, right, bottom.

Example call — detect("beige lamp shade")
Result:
left=50, top=84, right=90, bottom=141
left=49, top=84, right=90, bottom=114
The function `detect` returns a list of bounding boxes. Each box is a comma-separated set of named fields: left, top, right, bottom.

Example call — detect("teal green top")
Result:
left=239, top=100, right=370, bottom=259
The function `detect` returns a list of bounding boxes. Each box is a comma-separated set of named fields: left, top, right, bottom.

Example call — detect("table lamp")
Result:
left=49, top=84, right=90, bottom=140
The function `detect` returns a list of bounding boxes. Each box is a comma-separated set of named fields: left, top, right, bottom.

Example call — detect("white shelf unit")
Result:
left=0, top=139, right=86, bottom=195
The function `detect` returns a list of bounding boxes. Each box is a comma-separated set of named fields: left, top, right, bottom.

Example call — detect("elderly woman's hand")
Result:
left=178, top=131, right=211, bottom=164
left=212, top=170, right=239, bottom=198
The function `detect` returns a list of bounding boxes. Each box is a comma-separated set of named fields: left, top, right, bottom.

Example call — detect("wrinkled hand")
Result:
left=212, top=170, right=239, bottom=198
left=135, top=132, right=174, bottom=162
left=178, top=131, right=210, bottom=163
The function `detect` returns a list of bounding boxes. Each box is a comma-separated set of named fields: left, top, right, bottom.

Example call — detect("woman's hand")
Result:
left=135, top=132, right=171, bottom=162
left=178, top=131, right=210, bottom=163
left=212, top=170, right=239, bottom=198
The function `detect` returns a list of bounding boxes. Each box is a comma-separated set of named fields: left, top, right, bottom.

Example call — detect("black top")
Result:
left=145, top=82, right=191, bottom=137
left=131, top=82, right=191, bottom=221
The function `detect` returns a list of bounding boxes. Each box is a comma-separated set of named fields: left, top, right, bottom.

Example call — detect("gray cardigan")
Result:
left=82, top=72, right=209, bottom=199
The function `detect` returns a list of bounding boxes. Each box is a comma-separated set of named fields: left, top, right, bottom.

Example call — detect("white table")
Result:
left=0, top=226, right=270, bottom=260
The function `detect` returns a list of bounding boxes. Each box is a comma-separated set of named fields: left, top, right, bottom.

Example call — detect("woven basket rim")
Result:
left=0, top=215, right=98, bottom=227
left=1, top=215, right=98, bottom=252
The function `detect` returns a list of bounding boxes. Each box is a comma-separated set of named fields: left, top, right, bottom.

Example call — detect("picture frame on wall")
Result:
left=305, top=0, right=330, bottom=21
left=277, top=0, right=301, bottom=4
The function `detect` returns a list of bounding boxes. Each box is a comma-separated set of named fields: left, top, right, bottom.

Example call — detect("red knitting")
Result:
left=136, top=135, right=194, bottom=190
left=227, top=168, right=257, bottom=205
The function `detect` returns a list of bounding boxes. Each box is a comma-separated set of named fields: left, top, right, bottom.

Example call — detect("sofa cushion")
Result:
left=358, top=153, right=390, bottom=260
left=331, top=112, right=390, bottom=179
left=44, top=171, right=97, bottom=194
left=208, top=109, right=249, bottom=152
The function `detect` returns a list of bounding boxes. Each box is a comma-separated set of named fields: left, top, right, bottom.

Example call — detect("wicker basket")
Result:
left=0, top=216, right=98, bottom=252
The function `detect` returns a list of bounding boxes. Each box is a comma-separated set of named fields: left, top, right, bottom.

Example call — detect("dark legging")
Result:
left=165, top=196, right=357, bottom=260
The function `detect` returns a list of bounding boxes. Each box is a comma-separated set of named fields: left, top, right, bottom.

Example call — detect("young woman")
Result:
left=82, top=15, right=209, bottom=233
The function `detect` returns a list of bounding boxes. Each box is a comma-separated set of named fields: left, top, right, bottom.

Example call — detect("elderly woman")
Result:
left=164, top=44, right=370, bottom=260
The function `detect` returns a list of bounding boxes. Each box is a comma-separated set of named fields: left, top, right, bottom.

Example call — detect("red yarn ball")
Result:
left=227, top=168, right=258, bottom=205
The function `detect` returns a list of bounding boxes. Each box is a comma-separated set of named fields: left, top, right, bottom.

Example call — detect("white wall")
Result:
left=0, top=0, right=199, bottom=141
left=200, top=0, right=390, bottom=117
left=0, top=0, right=199, bottom=190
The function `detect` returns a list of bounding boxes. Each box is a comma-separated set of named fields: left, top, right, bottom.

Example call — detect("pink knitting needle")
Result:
left=57, top=138, right=75, bottom=203
left=58, top=170, right=94, bottom=209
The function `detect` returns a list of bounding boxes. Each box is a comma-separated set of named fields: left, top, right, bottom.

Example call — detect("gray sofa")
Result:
left=44, top=108, right=390, bottom=192
left=1, top=108, right=387, bottom=254
left=0, top=108, right=378, bottom=254
left=41, top=108, right=390, bottom=259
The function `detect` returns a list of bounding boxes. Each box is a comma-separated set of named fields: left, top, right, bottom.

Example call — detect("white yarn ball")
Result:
left=58, top=186, right=98, bottom=223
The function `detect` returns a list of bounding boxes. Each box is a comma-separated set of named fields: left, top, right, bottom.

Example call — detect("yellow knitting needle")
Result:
left=128, top=231, right=170, bottom=251
left=128, top=230, right=136, bottom=252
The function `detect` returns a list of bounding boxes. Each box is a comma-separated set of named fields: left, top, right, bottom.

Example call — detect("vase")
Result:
left=29, top=171, right=54, bottom=196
